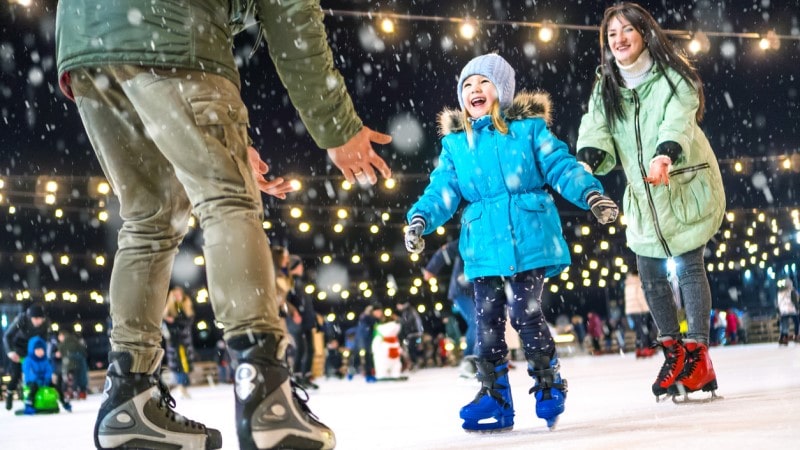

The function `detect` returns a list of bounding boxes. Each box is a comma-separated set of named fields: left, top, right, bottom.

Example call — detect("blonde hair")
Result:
left=164, top=288, right=195, bottom=319
left=462, top=100, right=508, bottom=147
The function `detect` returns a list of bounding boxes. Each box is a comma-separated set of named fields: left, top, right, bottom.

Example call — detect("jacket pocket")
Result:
left=512, top=192, right=552, bottom=257
left=668, top=163, right=713, bottom=225
left=460, top=205, right=483, bottom=263
left=513, top=192, right=547, bottom=212
left=623, top=184, right=643, bottom=236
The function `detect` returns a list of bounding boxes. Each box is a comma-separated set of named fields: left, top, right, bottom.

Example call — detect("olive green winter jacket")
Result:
left=55, top=0, right=362, bottom=149
left=577, top=66, right=725, bottom=259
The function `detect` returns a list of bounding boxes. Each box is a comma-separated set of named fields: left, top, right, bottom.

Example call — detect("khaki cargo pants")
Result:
left=71, top=65, right=283, bottom=373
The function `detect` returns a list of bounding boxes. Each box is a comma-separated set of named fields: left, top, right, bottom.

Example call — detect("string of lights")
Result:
left=0, top=152, right=795, bottom=202
left=3, top=207, right=798, bottom=299
left=323, top=9, right=799, bottom=52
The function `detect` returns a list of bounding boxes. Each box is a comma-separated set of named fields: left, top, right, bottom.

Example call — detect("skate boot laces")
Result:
left=681, top=349, right=699, bottom=378
left=155, top=377, right=206, bottom=431
left=656, top=342, right=683, bottom=383
left=289, top=378, right=322, bottom=423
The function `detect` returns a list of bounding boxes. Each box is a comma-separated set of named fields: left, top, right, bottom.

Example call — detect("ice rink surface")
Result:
left=2, top=342, right=798, bottom=449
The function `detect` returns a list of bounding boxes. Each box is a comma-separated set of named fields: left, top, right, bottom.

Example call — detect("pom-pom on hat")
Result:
left=457, top=53, right=516, bottom=110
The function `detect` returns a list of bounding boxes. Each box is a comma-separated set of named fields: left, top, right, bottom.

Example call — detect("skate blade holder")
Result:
left=671, top=382, right=723, bottom=404
left=655, top=393, right=672, bottom=403
left=463, top=418, right=513, bottom=434
left=467, top=425, right=514, bottom=434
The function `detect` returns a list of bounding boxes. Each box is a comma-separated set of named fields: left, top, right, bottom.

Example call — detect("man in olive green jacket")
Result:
left=55, top=1, right=391, bottom=449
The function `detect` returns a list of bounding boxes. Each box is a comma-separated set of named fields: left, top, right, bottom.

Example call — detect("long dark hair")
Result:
left=596, top=2, right=705, bottom=129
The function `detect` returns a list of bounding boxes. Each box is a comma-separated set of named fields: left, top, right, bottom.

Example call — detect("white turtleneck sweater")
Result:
left=616, top=48, right=654, bottom=89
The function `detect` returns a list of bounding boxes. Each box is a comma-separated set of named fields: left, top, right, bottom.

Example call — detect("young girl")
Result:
left=162, top=287, right=196, bottom=399
left=404, top=53, right=618, bottom=432
left=577, top=3, right=726, bottom=401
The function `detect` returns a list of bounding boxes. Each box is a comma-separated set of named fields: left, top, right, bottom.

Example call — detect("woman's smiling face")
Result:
left=607, top=15, right=645, bottom=66
left=462, top=75, right=498, bottom=118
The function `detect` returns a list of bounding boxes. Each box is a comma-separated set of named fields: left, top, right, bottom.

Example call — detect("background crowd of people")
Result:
left=2, top=304, right=88, bottom=414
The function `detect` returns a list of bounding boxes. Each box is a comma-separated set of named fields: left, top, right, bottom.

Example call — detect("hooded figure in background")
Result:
left=21, top=335, right=71, bottom=414
left=3, top=303, right=50, bottom=411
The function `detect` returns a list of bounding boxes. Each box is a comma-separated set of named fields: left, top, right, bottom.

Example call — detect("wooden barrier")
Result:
left=745, top=317, right=779, bottom=344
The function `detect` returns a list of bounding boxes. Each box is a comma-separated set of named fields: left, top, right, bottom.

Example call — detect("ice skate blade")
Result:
left=671, top=383, right=723, bottom=404
left=654, top=393, right=672, bottom=403
left=375, top=376, right=409, bottom=382
left=546, top=416, right=560, bottom=431
left=672, top=391, right=723, bottom=404
left=463, top=426, right=514, bottom=434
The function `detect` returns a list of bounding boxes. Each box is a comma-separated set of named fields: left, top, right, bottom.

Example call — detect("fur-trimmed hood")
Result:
left=437, top=90, right=552, bottom=136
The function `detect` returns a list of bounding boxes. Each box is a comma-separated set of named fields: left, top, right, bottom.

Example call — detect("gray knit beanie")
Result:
left=457, top=53, right=516, bottom=110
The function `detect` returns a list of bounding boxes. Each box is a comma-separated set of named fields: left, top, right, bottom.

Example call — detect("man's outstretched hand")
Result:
left=248, top=146, right=296, bottom=199
left=327, top=126, right=392, bottom=185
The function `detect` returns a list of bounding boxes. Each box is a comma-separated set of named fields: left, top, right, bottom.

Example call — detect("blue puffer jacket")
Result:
left=22, top=336, right=52, bottom=386
left=407, top=92, right=605, bottom=280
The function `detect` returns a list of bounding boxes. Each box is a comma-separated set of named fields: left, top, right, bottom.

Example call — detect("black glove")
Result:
left=404, top=217, right=426, bottom=254
left=587, top=192, right=618, bottom=224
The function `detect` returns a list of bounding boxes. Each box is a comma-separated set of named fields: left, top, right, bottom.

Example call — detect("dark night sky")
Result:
left=0, top=1, right=798, bottom=339
left=2, top=1, right=798, bottom=175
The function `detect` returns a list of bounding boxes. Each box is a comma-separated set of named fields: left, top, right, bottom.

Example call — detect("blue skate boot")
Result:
left=459, top=359, right=514, bottom=433
left=528, top=353, right=567, bottom=430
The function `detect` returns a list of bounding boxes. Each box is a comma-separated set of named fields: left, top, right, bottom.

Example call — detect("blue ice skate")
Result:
left=23, top=403, right=37, bottom=415
left=459, top=359, right=514, bottom=433
left=528, top=355, right=567, bottom=430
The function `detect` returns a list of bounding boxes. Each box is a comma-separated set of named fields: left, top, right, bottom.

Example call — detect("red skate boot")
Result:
left=640, top=347, right=656, bottom=358
left=651, top=338, right=685, bottom=401
left=636, top=346, right=657, bottom=359
left=669, top=341, right=719, bottom=401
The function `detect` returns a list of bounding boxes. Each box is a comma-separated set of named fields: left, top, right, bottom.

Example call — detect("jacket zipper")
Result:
left=633, top=90, right=672, bottom=257
left=492, top=128, right=518, bottom=272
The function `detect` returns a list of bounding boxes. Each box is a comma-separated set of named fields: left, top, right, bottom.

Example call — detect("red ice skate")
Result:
left=651, top=338, right=685, bottom=400
left=636, top=347, right=656, bottom=358
left=669, top=341, right=719, bottom=402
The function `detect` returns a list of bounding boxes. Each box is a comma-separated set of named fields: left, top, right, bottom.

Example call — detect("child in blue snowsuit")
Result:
left=404, top=53, right=619, bottom=432
left=22, top=336, right=71, bottom=414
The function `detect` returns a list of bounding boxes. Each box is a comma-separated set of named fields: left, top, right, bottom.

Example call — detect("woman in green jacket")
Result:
left=577, top=3, right=725, bottom=402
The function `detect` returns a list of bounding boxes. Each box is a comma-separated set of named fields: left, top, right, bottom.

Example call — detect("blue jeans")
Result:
left=452, top=293, right=477, bottom=357
left=627, top=313, right=655, bottom=349
left=779, top=315, right=797, bottom=335
left=473, top=269, right=554, bottom=361
left=65, top=354, right=89, bottom=392
left=636, top=246, right=712, bottom=344
left=173, top=371, right=190, bottom=387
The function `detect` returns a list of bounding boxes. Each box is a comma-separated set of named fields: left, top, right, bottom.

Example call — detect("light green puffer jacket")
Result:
left=55, top=0, right=361, bottom=149
left=577, top=66, right=725, bottom=259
